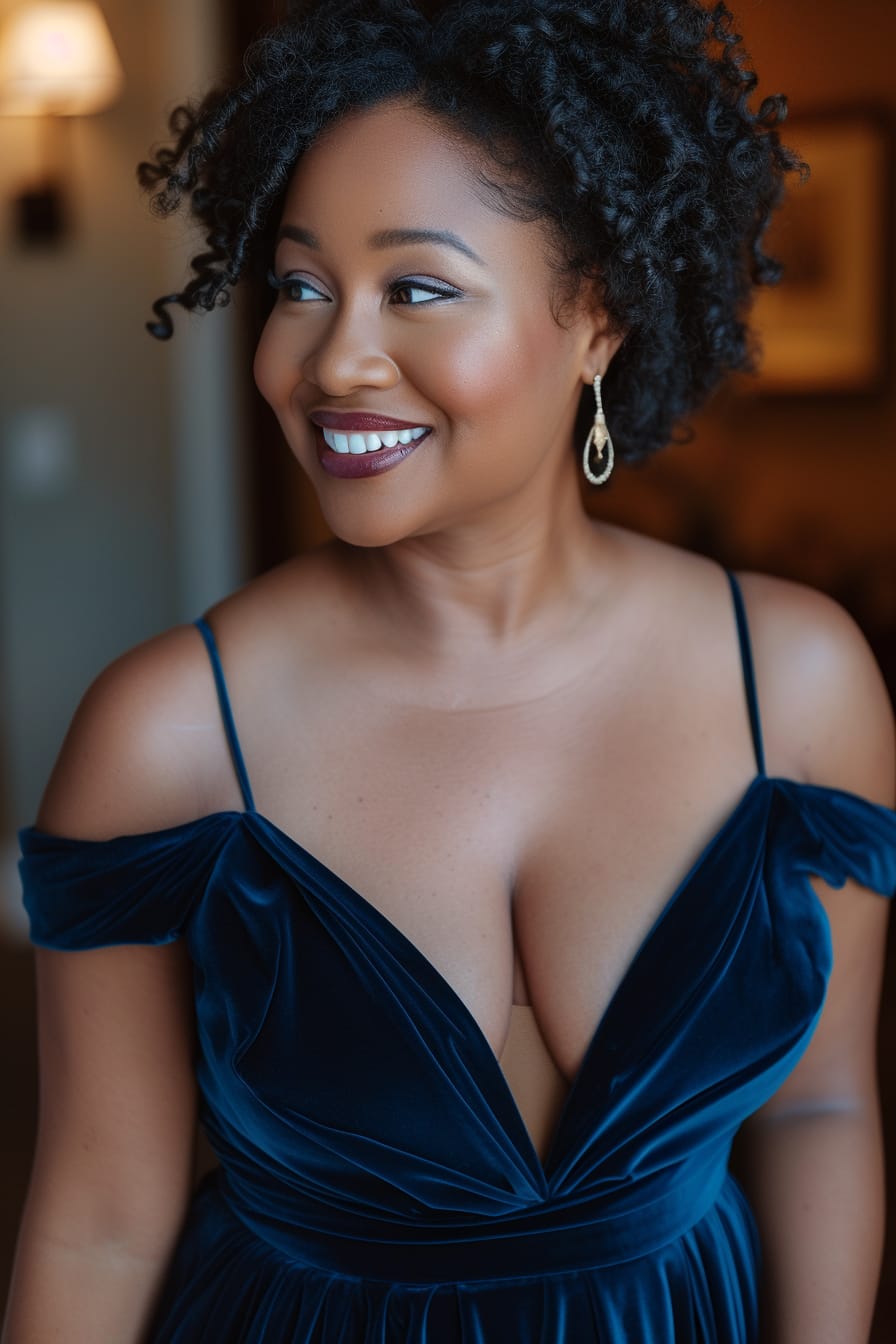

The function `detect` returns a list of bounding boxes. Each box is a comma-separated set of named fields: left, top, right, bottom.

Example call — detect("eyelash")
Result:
left=267, top=270, right=462, bottom=306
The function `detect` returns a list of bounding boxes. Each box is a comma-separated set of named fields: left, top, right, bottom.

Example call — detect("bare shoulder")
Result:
left=196, top=543, right=359, bottom=704
left=735, top=569, right=895, bottom=806
left=609, top=528, right=894, bottom=806
left=35, top=619, right=222, bottom=841
left=201, top=542, right=352, bottom=654
left=35, top=547, right=349, bottom=843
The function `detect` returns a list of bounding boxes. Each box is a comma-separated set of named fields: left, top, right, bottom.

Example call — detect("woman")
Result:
left=4, top=1, right=895, bottom=1341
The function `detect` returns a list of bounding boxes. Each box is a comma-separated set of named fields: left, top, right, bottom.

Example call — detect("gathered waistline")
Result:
left=215, top=1166, right=732, bottom=1285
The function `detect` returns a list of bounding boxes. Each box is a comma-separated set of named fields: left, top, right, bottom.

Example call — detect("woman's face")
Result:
left=254, top=99, right=614, bottom=548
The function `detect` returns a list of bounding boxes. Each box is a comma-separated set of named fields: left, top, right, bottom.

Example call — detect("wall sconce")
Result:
left=0, top=1, right=124, bottom=245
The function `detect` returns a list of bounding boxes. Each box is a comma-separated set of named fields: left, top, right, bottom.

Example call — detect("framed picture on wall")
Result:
left=750, top=110, right=890, bottom=394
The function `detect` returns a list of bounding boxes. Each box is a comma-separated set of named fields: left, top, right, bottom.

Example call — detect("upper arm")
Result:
left=26, top=624, right=223, bottom=1242
left=31, top=942, right=198, bottom=1252
left=738, top=572, right=894, bottom=1114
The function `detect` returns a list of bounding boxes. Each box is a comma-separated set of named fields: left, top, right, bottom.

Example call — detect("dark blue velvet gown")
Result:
left=19, top=573, right=896, bottom=1342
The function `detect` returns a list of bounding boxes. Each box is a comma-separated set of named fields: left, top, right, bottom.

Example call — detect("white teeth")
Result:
left=321, top=426, right=429, bottom=454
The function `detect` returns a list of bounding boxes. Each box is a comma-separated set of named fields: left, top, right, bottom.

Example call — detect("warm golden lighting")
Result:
left=0, top=1, right=123, bottom=117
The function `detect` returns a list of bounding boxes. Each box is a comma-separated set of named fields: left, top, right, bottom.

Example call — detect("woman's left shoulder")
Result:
left=734, top=568, right=895, bottom=805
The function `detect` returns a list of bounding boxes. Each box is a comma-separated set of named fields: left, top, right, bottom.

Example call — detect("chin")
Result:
left=318, top=504, right=420, bottom=551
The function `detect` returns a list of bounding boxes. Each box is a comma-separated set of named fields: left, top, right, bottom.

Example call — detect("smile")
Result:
left=322, top=427, right=429, bottom=455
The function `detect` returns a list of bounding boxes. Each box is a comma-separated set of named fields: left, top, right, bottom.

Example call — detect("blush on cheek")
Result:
left=429, top=323, right=554, bottom=426
left=414, top=315, right=520, bottom=413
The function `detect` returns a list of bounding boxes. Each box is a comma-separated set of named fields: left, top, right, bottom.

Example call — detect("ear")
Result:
left=582, top=320, right=625, bottom=386
left=582, top=332, right=625, bottom=387
left=575, top=279, right=626, bottom=384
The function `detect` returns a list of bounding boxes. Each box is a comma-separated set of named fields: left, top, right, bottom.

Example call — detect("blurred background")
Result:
left=0, top=0, right=894, bottom=1332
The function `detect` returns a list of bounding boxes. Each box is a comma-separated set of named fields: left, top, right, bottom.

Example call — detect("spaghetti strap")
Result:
left=725, top=571, right=767, bottom=777
left=194, top=617, right=256, bottom=813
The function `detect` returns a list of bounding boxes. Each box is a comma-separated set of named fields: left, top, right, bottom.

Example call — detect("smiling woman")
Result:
left=3, top=3, right=896, bottom=1344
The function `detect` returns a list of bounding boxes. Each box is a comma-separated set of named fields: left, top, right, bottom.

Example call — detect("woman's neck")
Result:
left=336, top=478, right=614, bottom=663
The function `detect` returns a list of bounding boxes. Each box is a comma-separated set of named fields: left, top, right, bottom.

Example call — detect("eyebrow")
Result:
left=276, top=224, right=485, bottom=266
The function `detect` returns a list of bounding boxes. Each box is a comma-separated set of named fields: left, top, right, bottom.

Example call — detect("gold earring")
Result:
left=582, top=374, right=615, bottom=486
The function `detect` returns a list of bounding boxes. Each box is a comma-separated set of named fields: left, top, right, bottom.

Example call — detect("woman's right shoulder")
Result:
left=35, top=548, right=349, bottom=843
left=35, top=616, right=226, bottom=843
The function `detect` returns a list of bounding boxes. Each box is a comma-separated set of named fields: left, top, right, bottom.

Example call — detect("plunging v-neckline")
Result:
left=241, top=772, right=770, bottom=1192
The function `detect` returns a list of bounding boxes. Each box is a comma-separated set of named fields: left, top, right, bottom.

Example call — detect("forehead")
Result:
left=279, top=99, right=547, bottom=265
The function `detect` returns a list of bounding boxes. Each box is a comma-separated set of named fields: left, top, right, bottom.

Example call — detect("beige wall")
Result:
left=0, top=0, right=247, bottom=833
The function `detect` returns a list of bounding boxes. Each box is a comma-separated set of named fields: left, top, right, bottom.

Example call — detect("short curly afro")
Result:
left=138, top=0, right=804, bottom=464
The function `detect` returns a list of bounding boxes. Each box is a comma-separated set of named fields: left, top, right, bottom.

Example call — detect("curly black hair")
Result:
left=138, top=0, right=804, bottom=463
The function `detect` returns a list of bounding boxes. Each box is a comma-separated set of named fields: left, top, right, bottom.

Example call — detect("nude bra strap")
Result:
left=194, top=617, right=257, bottom=813
left=725, top=570, right=767, bottom=777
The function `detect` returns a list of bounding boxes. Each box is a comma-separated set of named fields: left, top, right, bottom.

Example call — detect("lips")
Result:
left=309, top=408, right=433, bottom=479
left=310, top=411, right=430, bottom=432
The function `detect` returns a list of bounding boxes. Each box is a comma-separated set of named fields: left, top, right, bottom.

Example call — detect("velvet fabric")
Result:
left=18, top=579, right=896, bottom=1342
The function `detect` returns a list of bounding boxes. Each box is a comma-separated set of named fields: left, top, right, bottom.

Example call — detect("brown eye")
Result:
left=390, top=279, right=462, bottom=305
left=267, top=270, right=330, bottom=303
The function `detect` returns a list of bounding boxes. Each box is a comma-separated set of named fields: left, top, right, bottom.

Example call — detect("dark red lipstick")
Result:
left=310, top=411, right=430, bottom=432
left=310, top=410, right=433, bottom=480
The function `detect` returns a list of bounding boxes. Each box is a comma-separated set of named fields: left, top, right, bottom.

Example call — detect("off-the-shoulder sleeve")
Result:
left=772, top=779, right=896, bottom=898
left=18, top=815, right=234, bottom=950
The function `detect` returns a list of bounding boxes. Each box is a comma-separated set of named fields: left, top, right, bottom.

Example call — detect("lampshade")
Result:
left=0, top=2, right=123, bottom=116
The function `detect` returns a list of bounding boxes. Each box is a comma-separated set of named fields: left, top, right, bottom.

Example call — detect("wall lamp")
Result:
left=0, top=1, right=123, bottom=245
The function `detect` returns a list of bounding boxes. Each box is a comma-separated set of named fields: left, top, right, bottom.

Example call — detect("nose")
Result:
left=301, top=303, right=400, bottom=397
